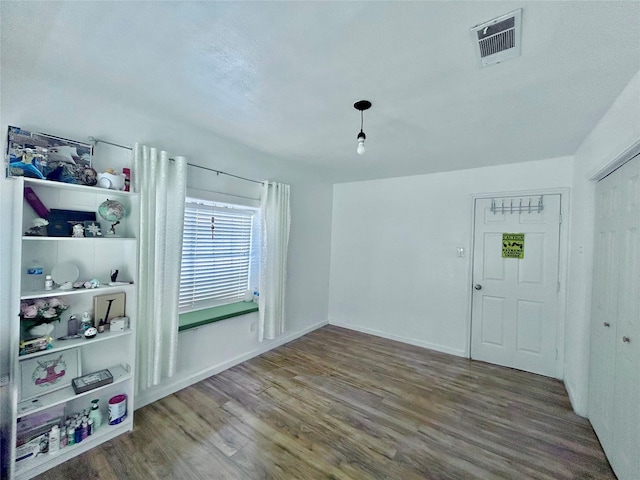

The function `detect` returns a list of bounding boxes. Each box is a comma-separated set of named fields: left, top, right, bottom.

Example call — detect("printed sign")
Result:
left=502, top=233, right=525, bottom=259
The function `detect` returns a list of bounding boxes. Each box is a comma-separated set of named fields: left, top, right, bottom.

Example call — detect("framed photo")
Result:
left=5, top=126, right=95, bottom=184
left=94, top=292, right=126, bottom=328
left=84, top=220, right=103, bottom=237
left=20, top=350, right=81, bottom=402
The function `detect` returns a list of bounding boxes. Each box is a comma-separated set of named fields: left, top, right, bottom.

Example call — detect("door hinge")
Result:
left=557, top=281, right=561, bottom=293
left=558, top=214, right=563, bottom=224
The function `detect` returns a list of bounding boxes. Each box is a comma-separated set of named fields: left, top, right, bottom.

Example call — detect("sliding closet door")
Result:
left=589, top=174, right=619, bottom=452
left=589, top=153, right=640, bottom=480
left=610, top=155, right=639, bottom=480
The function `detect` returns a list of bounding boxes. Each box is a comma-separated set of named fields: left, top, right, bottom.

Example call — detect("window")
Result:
left=179, top=196, right=260, bottom=312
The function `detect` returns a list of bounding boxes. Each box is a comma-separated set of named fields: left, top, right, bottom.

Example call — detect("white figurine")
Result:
left=72, top=223, right=85, bottom=237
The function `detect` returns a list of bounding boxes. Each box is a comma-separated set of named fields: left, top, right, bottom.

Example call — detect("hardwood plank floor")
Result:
left=37, top=326, right=615, bottom=480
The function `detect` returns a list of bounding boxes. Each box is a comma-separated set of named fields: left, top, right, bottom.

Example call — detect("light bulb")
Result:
left=356, top=131, right=366, bottom=155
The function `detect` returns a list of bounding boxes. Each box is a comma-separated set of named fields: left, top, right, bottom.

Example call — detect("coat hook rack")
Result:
left=491, top=196, right=544, bottom=214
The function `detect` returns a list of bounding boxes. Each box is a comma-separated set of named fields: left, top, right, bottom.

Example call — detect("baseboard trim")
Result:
left=329, top=321, right=466, bottom=358
left=564, top=376, right=588, bottom=418
left=135, top=319, right=328, bottom=410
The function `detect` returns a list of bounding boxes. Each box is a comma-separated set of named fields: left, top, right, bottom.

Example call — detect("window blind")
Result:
left=180, top=200, right=256, bottom=311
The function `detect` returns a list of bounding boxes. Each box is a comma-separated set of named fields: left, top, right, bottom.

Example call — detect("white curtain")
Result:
left=259, top=182, right=291, bottom=341
left=133, top=144, right=187, bottom=391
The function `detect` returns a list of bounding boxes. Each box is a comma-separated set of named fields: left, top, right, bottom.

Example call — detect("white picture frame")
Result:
left=20, top=350, right=81, bottom=402
left=93, top=292, right=126, bottom=329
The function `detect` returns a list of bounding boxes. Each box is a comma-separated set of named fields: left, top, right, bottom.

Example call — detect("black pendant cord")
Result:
left=353, top=100, right=371, bottom=138
left=89, top=136, right=264, bottom=185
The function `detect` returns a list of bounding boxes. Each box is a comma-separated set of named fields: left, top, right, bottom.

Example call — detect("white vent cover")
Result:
left=471, top=9, right=522, bottom=67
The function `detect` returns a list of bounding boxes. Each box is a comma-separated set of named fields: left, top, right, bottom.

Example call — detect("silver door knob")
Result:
left=604, top=322, right=610, bottom=327
left=622, top=336, right=631, bottom=343
left=474, top=284, right=482, bottom=290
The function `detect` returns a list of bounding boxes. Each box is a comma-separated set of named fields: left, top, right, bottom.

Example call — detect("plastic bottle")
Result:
left=67, top=424, right=75, bottom=446
left=89, top=399, right=103, bottom=431
left=67, top=315, right=79, bottom=336
left=60, top=427, right=67, bottom=449
left=123, top=168, right=131, bottom=192
left=81, top=419, right=88, bottom=441
left=81, top=312, right=93, bottom=332
left=44, top=275, right=54, bottom=291
left=25, top=259, right=43, bottom=292
left=49, top=425, right=60, bottom=454
left=74, top=422, right=82, bottom=444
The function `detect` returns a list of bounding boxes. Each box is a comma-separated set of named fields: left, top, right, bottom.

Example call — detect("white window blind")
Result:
left=180, top=198, right=258, bottom=312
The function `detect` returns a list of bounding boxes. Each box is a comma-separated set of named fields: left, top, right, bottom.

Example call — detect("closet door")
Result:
left=610, top=155, right=639, bottom=479
left=589, top=153, right=640, bottom=480
left=588, top=178, right=619, bottom=452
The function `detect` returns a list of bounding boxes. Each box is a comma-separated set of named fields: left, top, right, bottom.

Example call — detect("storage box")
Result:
left=72, top=369, right=113, bottom=394
left=16, top=405, right=63, bottom=464
left=109, top=317, right=128, bottom=332
left=47, top=209, right=97, bottom=237
left=15, top=433, right=48, bottom=464
left=6, top=126, right=94, bottom=182
left=19, top=336, right=50, bottom=356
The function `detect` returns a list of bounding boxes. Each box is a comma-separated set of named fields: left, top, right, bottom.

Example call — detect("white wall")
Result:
left=328, top=71, right=640, bottom=418
left=329, top=157, right=573, bottom=357
left=137, top=169, right=334, bottom=407
left=0, top=73, right=334, bottom=409
left=565, top=71, right=640, bottom=416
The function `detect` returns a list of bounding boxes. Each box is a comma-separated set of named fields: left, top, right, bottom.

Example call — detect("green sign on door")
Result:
left=502, top=233, right=525, bottom=259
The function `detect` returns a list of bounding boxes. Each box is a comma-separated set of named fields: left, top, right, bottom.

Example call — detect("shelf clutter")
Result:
left=16, top=389, right=129, bottom=472
left=6, top=125, right=140, bottom=480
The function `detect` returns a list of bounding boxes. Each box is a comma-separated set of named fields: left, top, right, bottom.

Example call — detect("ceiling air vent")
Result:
left=471, top=9, right=522, bottom=67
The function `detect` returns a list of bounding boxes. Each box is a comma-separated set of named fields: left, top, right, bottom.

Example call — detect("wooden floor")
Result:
left=38, top=326, right=615, bottom=480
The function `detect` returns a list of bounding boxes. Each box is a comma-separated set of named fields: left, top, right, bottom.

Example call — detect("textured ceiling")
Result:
left=2, top=1, right=639, bottom=182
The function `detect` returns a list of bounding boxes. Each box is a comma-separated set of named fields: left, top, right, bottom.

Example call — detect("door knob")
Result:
left=604, top=322, right=610, bottom=327
left=474, top=284, right=482, bottom=290
left=622, top=336, right=631, bottom=343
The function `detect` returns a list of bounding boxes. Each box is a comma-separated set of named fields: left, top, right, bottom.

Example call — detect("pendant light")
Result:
left=354, top=100, right=372, bottom=155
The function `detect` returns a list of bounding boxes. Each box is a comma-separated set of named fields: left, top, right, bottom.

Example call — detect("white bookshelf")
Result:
left=8, top=176, right=139, bottom=480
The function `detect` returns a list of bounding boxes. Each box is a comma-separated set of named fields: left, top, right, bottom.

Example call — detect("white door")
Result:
left=611, top=154, right=640, bottom=480
left=471, top=194, right=561, bottom=377
left=590, top=154, right=640, bottom=480
left=589, top=171, right=622, bottom=452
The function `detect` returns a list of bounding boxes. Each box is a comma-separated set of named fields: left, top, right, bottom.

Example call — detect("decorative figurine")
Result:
left=72, top=224, right=85, bottom=237
left=83, top=279, right=100, bottom=289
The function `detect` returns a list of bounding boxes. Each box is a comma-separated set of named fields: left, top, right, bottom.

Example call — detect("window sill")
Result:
left=178, top=302, right=258, bottom=332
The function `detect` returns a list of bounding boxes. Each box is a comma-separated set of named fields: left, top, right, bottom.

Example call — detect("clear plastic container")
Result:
left=25, top=259, right=44, bottom=292
left=89, top=399, right=103, bottom=431
left=81, top=312, right=93, bottom=332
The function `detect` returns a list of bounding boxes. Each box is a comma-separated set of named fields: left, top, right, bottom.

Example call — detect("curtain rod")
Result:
left=88, top=136, right=264, bottom=185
